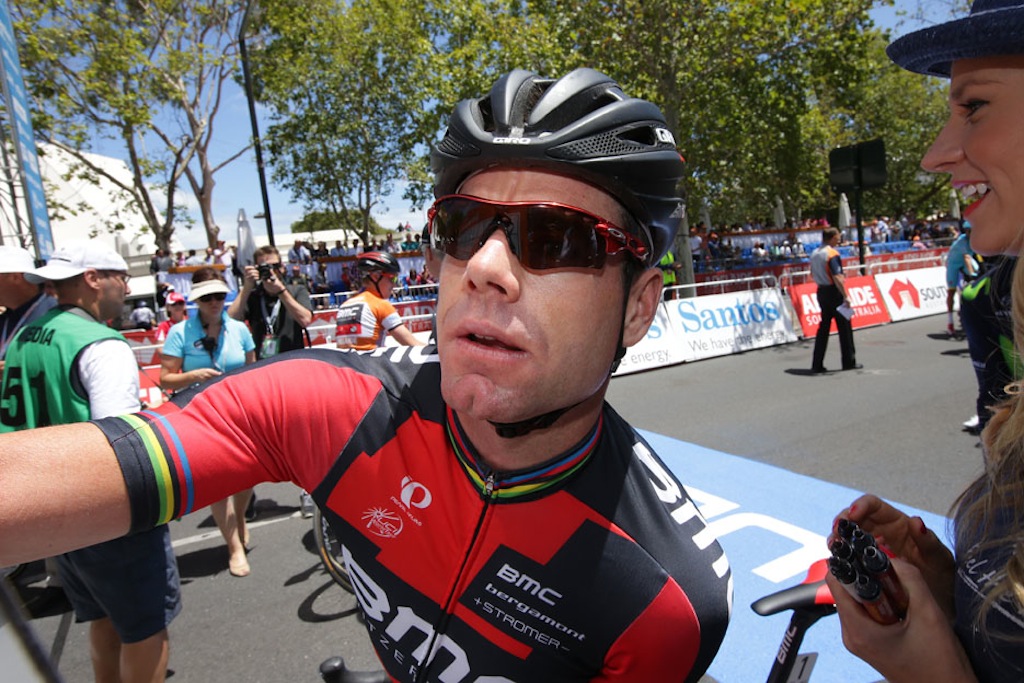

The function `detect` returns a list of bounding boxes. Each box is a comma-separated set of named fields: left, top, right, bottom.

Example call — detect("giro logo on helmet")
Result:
left=655, top=128, right=676, bottom=144
left=492, top=136, right=531, bottom=145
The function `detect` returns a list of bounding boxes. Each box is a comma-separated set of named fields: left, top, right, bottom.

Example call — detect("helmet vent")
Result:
left=617, top=124, right=658, bottom=147
left=437, top=133, right=479, bottom=158
left=549, top=129, right=647, bottom=160
left=478, top=96, right=496, bottom=132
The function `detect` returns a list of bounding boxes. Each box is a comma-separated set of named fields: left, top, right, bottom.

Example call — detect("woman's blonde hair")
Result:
left=955, top=257, right=1024, bottom=639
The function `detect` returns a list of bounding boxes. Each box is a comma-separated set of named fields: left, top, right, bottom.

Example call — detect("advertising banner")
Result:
left=789, top=275, right=891, bottom=338
left=874, top=266, right=950, bottom=322
left=613, top=304, right=690, bottom=376
left=615, top=287, right=798, bottom=376
left=666, top=288, right=798, bottom=362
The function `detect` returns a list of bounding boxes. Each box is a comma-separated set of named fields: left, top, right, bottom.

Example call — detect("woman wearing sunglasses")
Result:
left=827, top=2, right=1024, bottom=681
left=160, top=267, right=256, bottom=577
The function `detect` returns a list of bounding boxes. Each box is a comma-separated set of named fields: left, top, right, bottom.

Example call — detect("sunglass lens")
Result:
left=200, top=293, right=226, bottom=302
left=431, top=197, right=605, bottom=270
left=432, top=198, right=485, bottom=260
left=525, top=206, right=603, bottom=269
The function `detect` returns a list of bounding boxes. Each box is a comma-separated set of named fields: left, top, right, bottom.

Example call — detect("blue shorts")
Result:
left=56, top=524, right=181, bottom=643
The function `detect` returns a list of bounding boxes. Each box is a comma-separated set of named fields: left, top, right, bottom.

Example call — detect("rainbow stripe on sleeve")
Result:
left=93, top=411, right=195, bottom=531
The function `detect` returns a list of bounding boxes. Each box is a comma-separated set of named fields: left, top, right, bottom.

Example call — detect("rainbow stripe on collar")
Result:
left=445, top=406, right=601, bottom=500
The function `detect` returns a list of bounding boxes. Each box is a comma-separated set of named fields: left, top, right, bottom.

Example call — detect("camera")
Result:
left=257, top=263, right=274, bottom=281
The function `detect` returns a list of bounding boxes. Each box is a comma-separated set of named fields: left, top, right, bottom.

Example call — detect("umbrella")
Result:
left=236, top=209, right=257, bottom=268
left=950, top=188, right=961, bottom=220
left=838, top=193, right=852, bottom=230
left=699, top=201, right=713, bottom=230
left=773, top=196, right=786, bottom=229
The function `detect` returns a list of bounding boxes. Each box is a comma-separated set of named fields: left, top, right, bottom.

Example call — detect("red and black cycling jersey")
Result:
left=95, top=345, right=731, bottom=682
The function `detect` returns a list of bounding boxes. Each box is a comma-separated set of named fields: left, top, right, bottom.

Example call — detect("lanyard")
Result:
left=260, top=294, right=282, bottom=336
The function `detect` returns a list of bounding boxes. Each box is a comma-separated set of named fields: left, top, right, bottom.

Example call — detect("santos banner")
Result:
left=615, top=288, right=798, bottom=376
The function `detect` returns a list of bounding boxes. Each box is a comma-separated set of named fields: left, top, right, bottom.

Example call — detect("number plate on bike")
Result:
left=786, top=652, right=817, bottom=683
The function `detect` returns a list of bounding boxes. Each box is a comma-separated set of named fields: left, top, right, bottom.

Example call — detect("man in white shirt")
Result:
left=0, top=241, right=180, bottom=683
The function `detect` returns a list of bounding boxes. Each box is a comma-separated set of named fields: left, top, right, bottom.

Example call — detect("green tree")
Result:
left=253, top=0, right=949, bottom=258
left=12, top=0, right=250, bottom=250
left=289, top=209, right=382, bottom=236
left=256, top=0, right=433, bottom=246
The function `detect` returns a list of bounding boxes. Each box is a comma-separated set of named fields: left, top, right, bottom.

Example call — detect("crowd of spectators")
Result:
left=686, top=215, right=960, bottom=273
left=136, top=229, right=436, bottom=330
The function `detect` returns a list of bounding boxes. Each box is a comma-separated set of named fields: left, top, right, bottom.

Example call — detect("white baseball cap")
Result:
left=0, top=246, right=37, bottom=274
left=25, top=241, right=129, bottom=284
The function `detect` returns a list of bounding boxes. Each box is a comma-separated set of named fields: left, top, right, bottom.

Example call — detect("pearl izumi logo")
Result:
left=386, top=476, right=433, bottom=529
left=400, top=476, right=432, bottom=509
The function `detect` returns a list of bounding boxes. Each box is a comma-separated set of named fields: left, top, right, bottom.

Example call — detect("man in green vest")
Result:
left=0, top=241, right=180, bottom=683
left=659, top=249, right=683, bottom=300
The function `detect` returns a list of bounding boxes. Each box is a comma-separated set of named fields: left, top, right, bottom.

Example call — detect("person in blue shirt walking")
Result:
left=160, top=267, right=256, bottom=576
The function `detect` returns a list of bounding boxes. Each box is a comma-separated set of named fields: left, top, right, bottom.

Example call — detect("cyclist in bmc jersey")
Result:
left=0, top=68, right=732, bottom=683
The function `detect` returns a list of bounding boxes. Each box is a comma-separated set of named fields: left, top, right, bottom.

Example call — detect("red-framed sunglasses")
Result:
left=427, top=195, right=649, bottom=270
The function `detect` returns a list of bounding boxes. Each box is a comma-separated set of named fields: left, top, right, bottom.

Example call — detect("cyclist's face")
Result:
left=435, top=168, right=660, bottom=440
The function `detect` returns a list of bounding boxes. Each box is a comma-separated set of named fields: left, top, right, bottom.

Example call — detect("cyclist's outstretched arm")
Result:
left=826, top=558, right=978, bottom=683
left=0, top=423, right=130, bottom=565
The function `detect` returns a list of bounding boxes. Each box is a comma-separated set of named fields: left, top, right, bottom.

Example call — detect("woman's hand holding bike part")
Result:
left=828, top=520, right=907, bottom=624
left=825, top=557, right=979, bottom=683
left=833, top=494, right=955, bottom=619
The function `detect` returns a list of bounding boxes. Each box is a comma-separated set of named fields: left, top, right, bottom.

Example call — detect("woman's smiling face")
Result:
left=921, top=55, right=1024, bottom=256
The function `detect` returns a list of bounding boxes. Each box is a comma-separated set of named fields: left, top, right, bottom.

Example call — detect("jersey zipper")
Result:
left=415, top=473, right=497, bottom=683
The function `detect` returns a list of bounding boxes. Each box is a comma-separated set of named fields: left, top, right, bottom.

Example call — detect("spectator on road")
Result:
left=945, top=221, right=979, bottom=337
left=810, top=227, right=859, bottom=373
left=0, top=241, right=180, bottom=683
left=827, top=4, right=1024, bottom=682
left=160, top=268, right=256, bottom=577
left=0, top=246, right=57, bottom=375
left=959, top=255, right=1018, bottom=435
left=228, top=245, right=313, bottom=360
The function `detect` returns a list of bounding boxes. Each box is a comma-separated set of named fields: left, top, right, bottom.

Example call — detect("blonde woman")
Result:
left=827, top=2, right=1024, bottom=682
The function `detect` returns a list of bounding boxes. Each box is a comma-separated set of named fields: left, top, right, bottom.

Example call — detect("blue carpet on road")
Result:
left=644, top=430, right=951, bottom=683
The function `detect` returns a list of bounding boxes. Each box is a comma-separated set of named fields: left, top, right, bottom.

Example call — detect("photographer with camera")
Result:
left=228, top=245, right=314, bottom=360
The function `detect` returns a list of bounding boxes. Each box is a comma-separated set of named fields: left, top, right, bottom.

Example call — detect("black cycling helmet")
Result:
left=357, top=251, right=400, bottom=277
left=431, top=68, right=686, bottom=264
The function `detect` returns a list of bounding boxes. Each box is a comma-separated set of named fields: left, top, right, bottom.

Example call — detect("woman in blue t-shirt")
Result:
left=160, top=267, right=256, bottom=577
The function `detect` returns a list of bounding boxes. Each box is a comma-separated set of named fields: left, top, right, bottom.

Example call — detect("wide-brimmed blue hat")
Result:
left=887, top=0, right=1024, bottom=77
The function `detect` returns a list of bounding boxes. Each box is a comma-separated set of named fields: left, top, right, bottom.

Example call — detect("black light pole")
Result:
left=239, top=0, right=275, bottom=246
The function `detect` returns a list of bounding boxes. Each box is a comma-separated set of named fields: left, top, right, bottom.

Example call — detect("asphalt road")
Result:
left=13, top=313, right=982, bottom=682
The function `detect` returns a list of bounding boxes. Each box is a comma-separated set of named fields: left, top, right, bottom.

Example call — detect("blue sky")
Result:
left=170, top=0, right=959, bottom=250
